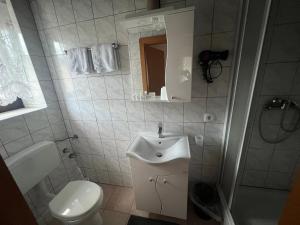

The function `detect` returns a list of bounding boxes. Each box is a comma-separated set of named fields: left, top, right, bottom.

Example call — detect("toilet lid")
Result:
left=49, top=180, right=102, bottom=220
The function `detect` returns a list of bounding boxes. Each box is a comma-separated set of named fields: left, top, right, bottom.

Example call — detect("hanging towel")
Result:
left=91, top=44, right=119, bottom=73
left=67, top=47, right=93, bottom=75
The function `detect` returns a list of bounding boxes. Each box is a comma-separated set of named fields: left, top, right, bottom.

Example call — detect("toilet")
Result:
left=5, top=141, right=103, bottom=225
left=49, top=180, right=103, bottom=225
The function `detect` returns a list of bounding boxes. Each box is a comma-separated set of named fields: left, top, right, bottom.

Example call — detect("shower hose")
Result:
left=259, top=100, right=300, bottom=144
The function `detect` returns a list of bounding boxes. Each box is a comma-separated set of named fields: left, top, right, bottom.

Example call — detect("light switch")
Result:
left=194, top=135, right=203, bottom=147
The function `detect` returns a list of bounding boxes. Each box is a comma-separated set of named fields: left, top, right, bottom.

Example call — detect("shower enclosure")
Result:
left=221, top=0, right=300, bottom=224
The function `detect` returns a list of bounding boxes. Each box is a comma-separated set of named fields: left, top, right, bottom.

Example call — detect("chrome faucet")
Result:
left=158, top=122, right=164, bottom=138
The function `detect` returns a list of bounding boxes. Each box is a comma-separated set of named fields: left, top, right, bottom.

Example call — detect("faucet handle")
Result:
left=158, top=122, right=164, bottom=138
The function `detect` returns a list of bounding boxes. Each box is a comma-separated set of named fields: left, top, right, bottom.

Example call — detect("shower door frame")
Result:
left=220, top=0, right=273, bottom=209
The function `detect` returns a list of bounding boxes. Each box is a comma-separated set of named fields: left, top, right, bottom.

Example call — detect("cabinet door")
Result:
left=165, top=9, right=194, bottom=102
left=157, top=173, right=188, bottom=219
left=133, top=175, right=161, bottom=214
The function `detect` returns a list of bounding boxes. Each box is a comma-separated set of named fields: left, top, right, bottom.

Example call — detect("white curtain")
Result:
left=0, top=2, right=31, bottom=106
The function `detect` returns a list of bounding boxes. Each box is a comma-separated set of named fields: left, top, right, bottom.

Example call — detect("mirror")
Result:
left=128, top=29, right=167, bottom=101
left=139, top=35, right=167, bottom=96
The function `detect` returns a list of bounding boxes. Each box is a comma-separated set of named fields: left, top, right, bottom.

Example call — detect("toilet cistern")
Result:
left=158, top=122, right=164, bottom=138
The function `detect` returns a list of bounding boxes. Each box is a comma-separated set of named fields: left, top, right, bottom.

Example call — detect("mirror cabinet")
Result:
left=121, top=7, right=194, bottom=102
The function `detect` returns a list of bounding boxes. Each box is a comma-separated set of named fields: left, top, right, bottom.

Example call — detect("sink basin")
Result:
left=127, top=134, right=190, bottom=164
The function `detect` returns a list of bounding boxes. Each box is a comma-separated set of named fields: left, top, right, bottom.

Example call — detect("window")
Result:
left=0, top=1, right=46, bottom=120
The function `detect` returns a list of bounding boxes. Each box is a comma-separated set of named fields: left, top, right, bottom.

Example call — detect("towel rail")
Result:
left=64, top=43, right=119, bottom=54
left=54, top=134, right=78, bottom=143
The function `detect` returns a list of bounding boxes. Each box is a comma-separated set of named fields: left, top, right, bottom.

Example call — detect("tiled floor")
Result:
left=232, top=186, right=288, bottom=225
left=50, top=184, right=219, bottom=225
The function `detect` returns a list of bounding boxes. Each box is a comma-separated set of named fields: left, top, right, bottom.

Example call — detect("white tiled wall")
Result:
left=0, top=0, right=83, bottom=223
left=241, top=0, right=300, bottom=190
left=28, top=0, right=239, bottom=189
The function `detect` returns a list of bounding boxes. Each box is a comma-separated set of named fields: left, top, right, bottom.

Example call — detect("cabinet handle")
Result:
left=149, top=177, right=154, bottom=182
left=163, top=178, right=167, bottom=184
left=62, top=148, right=70, bottom=153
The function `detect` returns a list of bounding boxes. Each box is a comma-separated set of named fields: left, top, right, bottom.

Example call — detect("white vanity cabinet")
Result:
left=132, top=169, right=161, bottom=215
left=156, top=173, right=189, bottom=219
left=130, top=158, right=189, bottom=219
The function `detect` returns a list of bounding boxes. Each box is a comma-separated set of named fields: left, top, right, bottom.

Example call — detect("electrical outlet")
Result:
left=204, top=113, right=214, bottom=122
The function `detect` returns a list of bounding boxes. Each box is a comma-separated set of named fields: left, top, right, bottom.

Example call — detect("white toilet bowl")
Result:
left=49, top=180, right=103, bottom=225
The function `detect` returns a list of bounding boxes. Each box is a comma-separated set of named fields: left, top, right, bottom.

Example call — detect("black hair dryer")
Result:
left=199, top=50, right=229, bottom=83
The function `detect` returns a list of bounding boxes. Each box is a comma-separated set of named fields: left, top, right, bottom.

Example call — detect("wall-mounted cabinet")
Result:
left=121, top=7, right=194, bottom=102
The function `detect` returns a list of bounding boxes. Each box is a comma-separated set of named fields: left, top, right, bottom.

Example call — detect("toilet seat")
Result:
left=49, top=180, right=103, bottom=222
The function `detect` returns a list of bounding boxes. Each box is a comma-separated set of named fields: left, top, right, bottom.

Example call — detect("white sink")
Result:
left=127, top=133, right=190, bottom=164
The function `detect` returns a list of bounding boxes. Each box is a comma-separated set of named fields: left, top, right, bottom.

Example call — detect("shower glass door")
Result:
left=227, top=0, right=300, bottom=224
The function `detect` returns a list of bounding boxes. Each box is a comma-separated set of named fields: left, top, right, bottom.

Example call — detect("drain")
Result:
left=156, top=152, right=163, bottom=158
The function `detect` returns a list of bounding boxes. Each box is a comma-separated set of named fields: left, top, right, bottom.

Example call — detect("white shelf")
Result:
left=0, top=107, right=46, bottom=121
